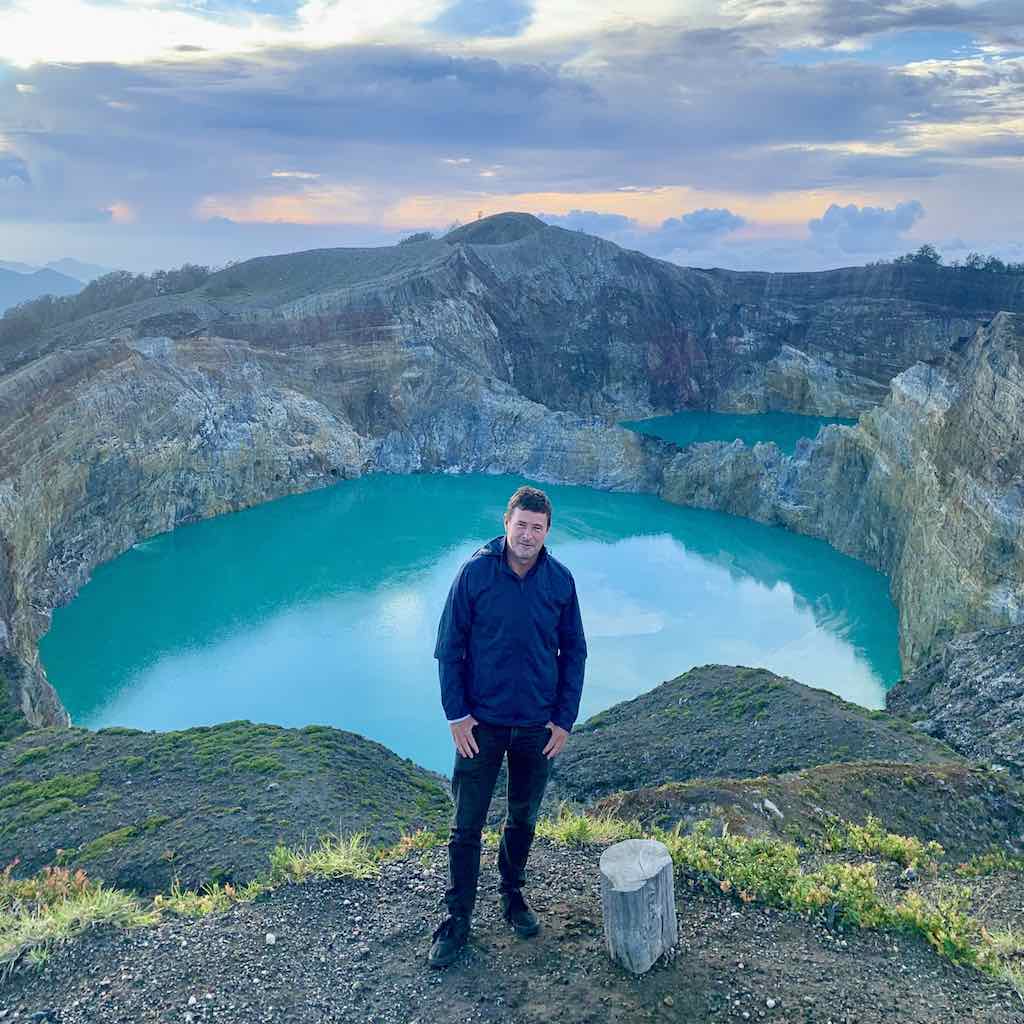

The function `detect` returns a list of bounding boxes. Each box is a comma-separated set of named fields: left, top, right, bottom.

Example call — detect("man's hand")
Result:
left=450, top=716, right=479, bottom=758
left=543, top=722, right=569, bottom=759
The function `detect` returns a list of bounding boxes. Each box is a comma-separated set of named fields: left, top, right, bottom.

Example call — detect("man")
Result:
left=428, top=485, right=587, bottom=968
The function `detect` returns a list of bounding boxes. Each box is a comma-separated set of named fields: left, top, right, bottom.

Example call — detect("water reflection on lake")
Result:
left=41, top=473, right=899, bottom=775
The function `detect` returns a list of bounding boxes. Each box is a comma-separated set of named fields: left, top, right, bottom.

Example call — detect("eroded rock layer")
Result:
left=887, top=624, right=1024, bottom=771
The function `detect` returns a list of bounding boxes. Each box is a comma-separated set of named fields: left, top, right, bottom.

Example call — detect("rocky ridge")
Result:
left=1, top=213, right=1023, bottom=1021
left=549, top=665, right=961, bottom=804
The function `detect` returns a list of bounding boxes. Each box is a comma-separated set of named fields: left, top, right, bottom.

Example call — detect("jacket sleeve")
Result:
left=551, top=576, right=587, bottom=732
left=434, top=562, right=473, bottom=721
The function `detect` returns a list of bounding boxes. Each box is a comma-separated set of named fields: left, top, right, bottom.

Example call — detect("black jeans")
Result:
left=445, top=721, right=553, bottom=919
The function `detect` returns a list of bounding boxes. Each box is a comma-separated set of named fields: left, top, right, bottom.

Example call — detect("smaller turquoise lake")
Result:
left=623, top=411, right=858, bottom=454
left=40, top=470, right=900, bottom=776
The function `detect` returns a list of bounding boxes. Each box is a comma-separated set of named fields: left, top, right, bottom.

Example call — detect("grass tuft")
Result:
left=535, top=806, right=643, bottom=846
left=381, top=827, right=447, bottom=861
left=0, top=860, right=154, bottom=977
left=153, top=878, right=264, bottom=918
left=268, top=832, right=380, bottom=883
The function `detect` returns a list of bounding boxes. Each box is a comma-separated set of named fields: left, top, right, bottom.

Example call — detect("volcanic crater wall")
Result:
left=2, top=218, right=1024, bottom=728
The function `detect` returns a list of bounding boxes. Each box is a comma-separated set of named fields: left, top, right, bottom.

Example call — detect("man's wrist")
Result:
left=448, top=714, right=472, bottom=724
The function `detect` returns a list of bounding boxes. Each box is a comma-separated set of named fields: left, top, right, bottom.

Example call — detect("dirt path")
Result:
left=3, top=841, right=1021, bottom=1024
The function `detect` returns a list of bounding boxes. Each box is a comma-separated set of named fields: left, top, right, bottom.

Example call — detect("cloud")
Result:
left=807, top=199, right=925, bottom=252
left=653, top=208, right=747, bottom=251
left=537, top=209, right=638, bottom=235
left=431, top=0, right=534, bottom=39
left=537, top=206, right=747, bottom=257
left=0, top=5, right=1021, bottom=270
left=731, top=0, right=1024, bottom=51
left=534, top=198, right=933, bottom=272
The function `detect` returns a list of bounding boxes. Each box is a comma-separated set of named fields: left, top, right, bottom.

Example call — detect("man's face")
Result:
left=504, top=506, right=550, bottom=563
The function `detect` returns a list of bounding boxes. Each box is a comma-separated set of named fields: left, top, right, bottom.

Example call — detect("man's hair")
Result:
left=504, top=485, right=552, bottom=527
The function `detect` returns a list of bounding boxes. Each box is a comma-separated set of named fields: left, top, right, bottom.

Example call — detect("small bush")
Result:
left=817, top=814, right=942, bottom=870
left=955, top=849, right=1024, bottom=878
left=0, top=772, right=101, bottom=810
left=893, top=889, right=996, bottom=970
left=12, top=747, right=50, bottom=766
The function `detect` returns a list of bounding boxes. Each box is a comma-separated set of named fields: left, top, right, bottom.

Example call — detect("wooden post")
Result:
left=599, top=838, right=677, bottom=975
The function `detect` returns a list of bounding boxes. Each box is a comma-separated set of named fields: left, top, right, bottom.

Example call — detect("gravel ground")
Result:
left=3, top=840, right=1022, bottom=1024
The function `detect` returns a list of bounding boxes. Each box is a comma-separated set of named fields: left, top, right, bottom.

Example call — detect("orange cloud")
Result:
left=388, top=186, right=893, bottom=233
left=107, top=201, right=137, bottom=223
left=196, top=186, right=369, bottom=224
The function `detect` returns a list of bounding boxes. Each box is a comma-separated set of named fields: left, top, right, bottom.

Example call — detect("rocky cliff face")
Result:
left=0, top=323, right=659, bottom=725
left=886, top=624, right=1024, bottom=771
left=1, top=213, right=1023, bottom=727
left=657, top=312, right=1024, bottom=669
left=11, top=214, right=1022, bottom=420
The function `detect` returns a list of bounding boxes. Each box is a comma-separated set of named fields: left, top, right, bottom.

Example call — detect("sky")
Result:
left=0, top=0, right=1022, bottom=272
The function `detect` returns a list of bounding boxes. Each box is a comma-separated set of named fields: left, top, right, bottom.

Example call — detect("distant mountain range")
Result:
left=0, top=257, right=113, bottom=283
left=0, top=268, right=83, bottom=314
left=0, top=257, right=116, bottom=315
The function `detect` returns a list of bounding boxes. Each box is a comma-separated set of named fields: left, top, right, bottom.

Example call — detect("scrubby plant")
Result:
left=789, top=862, right=890, bottom=928
left=12, top=747, right=50, bottom=766
left=656, top=820, right=801, bottom=906
left=645, top=819, right=1020, bottom=987
left=0, top=771, right=101, bottom=809
left=817, top=813, right=942, bottom=869
left=955, top=849, right=1024, bottom=877
left=892, top=888, right=996, bottom=970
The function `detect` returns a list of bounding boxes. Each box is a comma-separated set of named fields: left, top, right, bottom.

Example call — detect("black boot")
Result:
left=501, top=889, right=540, bottom=937
left=428, top=914, right=470, bottom=968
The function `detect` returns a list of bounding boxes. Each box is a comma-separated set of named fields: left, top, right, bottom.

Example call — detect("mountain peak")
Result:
left=444, top=211, right=547, bottom=246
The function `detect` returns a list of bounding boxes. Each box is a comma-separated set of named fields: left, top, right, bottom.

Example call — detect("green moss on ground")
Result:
left=0, top=771, right=101, bottom=809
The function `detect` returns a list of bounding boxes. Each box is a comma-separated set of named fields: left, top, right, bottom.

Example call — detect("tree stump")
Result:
left=599, top=838, right=677, bottom=975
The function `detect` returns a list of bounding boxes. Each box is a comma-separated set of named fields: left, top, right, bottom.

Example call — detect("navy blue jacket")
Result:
left=434, top=536, right=587, bottom=732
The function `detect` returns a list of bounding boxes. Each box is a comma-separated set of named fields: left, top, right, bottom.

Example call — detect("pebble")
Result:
left=663, top=996, right=674, bottom=1007
left=766, top=997, right=777, bottom=1009
left=265, top=932, right=277, bottom=945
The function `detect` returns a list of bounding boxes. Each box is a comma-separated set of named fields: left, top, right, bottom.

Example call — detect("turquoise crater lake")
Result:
left=40, top=473, right=900, bottom=775
left=623, top=410, right=858, bottom=454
